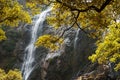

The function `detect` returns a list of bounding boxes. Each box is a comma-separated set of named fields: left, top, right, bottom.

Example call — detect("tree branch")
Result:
left=76, top=22, right=88, bottom=34
left=52, top=17, right=77, bottom=43
left=58, top=10, right=80, bottom=39
left=56, top=0, right=112, bottom=13
left=59, top=21, right=76, bottom=38
left=0, top=16, right=18, bottom=23
left=89, top=0, right=112, bottom=12
left=52, top=0, right=113, bottom=42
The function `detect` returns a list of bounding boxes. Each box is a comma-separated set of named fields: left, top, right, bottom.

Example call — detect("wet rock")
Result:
left=76, top=64, right=116, bottom=80
left=40, top=29, right=96, bottom=80
left=0, top=27, right=22, bottom=70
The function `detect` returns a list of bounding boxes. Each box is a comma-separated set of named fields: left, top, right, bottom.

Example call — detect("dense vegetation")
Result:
left=0, top=68, right=22, bottom=80
left=35, top=0, right=120, bottom=71
left=0, top=0, right=120, bottom=79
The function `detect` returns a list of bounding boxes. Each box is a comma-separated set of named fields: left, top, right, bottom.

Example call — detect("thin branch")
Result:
left=91, top=0, right=112, bottom=12
left=52, top=0, right=112, bottom=42
left=51, top=22, right=75, bottom=43
left=52, top=11, right=81, bottom=43
left=58, top=10, right=80, bottom=39
left=72, top=11, right=88, bottom=34
left=0, top=16, right=18, bottom=23
left=54, top=0, right=112, bottom=39
left=72, top=12, right=89, bottom=34
left=0, top=18, right=8, bottom=23
left=76, top=22, right=99, bottom=38
left=59, top=21, right=75, bottom=38
left=76, top=22, right=88, bottom=34
left=56, top=0, right=112, bottom=13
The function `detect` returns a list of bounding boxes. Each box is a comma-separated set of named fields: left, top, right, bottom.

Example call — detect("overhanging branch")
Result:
left=51, top=0, right=112, bottom=42
left=56, top=0, right=112, bottom=13
left=76, top=22, right=88, bottom=34
left=0, top=16, right=18, bottom=23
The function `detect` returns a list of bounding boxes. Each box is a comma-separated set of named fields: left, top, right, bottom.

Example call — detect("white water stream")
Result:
left=21, top=8, right=51, bottom=80
left=74, top=29, right=80, bottom=50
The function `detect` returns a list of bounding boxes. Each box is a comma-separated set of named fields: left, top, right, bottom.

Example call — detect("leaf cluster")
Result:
left=0, top=28, right=6, bottom=41
left=0, top=68, right=22, bottom=80
left=35, top=34, right=63, bottom=51
left=89, top=21, right=120, bottom=71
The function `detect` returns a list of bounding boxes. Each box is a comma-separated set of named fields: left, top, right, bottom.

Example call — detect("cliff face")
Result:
left=41, top=29, right=96, bottom=80
left=1, top=23, right=119, bottom=80
left=1, top=22, right=119, bottom=80
left=0, top=27, right=22, bottom=70
left=0, top=21, right=97, bottom=80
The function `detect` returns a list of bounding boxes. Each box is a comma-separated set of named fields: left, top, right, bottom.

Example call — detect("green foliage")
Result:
left=35, top=34, right=63, bottom=51
left=0, top=0, right=31, bottom=26
left=26, top=1, right=41, bottom=15
left=1, top=0, right=120, bottom=71
left=31, top=1, right=120, bottom=70
left=89, top=21, right=120, bottom=71
left=0, top=68, right=22, bottom=80
left=0, top=0, right=32, bottom=41
left=0, top=28, right=6, bottom=41
left=32, top=0, right=120, bottom=37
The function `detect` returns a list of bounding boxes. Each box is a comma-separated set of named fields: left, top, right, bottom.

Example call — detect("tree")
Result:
left=0, top=0, right=32, bottom=41
left=89, top=21, right=120, bottom=71
left=35, top=34, right=63, bottom=51
left=34, top=0, right=119, bottom=45
left=34, top=0, right=119, bottom=36
left=0, top=68, right=22, bottom=80
left=34, top=0, right=120, bottom=70
left=0, top=0, right=31, bottom=26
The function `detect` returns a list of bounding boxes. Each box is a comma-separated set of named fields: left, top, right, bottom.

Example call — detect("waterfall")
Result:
left=74, top=29, right=80, bottom=50
left=21, top=8, right=51, bottom=80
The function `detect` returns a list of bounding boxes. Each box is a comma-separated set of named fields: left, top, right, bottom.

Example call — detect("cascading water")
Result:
left=74, top=29, right=80, bottom=50
left=21, top=8, right=51, bottom=80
